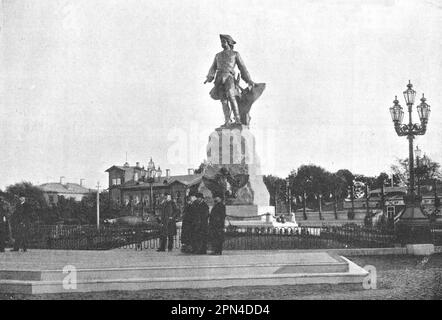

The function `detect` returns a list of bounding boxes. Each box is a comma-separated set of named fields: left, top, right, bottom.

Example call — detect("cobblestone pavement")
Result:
left=1, top=254, right=441, bottom=300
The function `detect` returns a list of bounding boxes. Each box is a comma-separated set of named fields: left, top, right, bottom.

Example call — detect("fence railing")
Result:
left=26, top=224, right=161, bottom=250
left=17, top=223, right=442, bottom=251
left=116, top=224, right=399, bottom=251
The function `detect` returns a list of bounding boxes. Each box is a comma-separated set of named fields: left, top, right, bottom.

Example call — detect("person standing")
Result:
left=12, top=197, right=32, bottom=252
left=192, top=193, right=209, bottom=254
left=208, top=193, right=226, bottom=255
left=180, top=193, right=196, bottom=254
left=0, top=198, right=8, bottom=253
left=157, top=193, right=178, bottom=252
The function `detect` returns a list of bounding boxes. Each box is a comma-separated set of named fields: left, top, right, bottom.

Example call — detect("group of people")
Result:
left=157, top=191, right=226, bottom=255
left=0, top=196, right=32, bottom=253
left=1, top=192, right=227, bottom=255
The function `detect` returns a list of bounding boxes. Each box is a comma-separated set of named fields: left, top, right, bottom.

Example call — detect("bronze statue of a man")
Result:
left=205, top=34, right=255, bottom=127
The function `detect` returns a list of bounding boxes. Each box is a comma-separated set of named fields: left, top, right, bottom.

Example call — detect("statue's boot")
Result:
left=221, top=102, right=232, bottom=127
left=229, top=97, right=241, bottom=124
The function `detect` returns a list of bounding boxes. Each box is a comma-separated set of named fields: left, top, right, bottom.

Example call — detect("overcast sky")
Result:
left=1, top=0, right=442, bottom=189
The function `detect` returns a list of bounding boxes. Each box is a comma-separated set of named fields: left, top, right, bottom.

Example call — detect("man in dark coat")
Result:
left=192, top=192, right=209, bottom=254
left=157, top=193, right=179, bottom=252
left=0, top=199, right=8, bottom=253
left=180, top=193, right=196, bottom=253
left=12, top=197, right=32, bottom=252
left=208, top=193, right=226, bottom=255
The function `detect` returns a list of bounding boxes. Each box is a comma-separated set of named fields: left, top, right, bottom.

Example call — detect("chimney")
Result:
left=60, top=176, right=65, bottom=184
left=166, top=169, right=170, bottom=178
left=80, top=179, right=85, bottom=187
left=136, top=162, right=140, bottom=168
left=188, top=168, right=194, bottom=175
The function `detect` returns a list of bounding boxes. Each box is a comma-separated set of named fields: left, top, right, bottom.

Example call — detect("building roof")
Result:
left=369, top=186, right=407, bottom=194
left=105, top=165, right=141, bottom=172
left=168, top=174, right=202, bottom=186
left=119, top=174, right=202, bottom=190
left=39, top=183, right=95, bottom=194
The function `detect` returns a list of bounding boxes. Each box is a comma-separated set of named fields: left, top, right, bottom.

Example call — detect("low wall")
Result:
left=234, top=246, right=442, bottom=256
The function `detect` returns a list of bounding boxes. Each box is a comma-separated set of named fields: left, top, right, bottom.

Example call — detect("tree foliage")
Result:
left=391, top=155, right=442, bottom=186
left=1, top=182, right=124, bottom=225
left=263, top=175, right=286, bottom=207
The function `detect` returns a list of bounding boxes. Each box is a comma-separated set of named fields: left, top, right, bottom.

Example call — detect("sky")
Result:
left=1, top=0, right=442, bottom=190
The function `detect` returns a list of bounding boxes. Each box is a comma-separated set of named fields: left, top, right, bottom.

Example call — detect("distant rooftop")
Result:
left=119, top=174, right=202, bottom=189
left=40, top=182, right=96, bottom=194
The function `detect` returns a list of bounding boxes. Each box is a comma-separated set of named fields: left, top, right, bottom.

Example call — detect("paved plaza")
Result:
left=0, top=249, right=342, bottom=270
left=0, top=250, right=440, bottom=299
left=0, top=248, right=369, bottom=294
left=0, top=248, right=440, bottom=299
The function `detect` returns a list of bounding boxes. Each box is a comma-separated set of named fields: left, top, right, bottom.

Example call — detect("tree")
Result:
left=354, top=174, right=375, bottom=188
left=373, top=172, right=390, bottom=189
left=5, top=181, right=49, bottom=223
left=290, top=165, right=333, bottom=209
left=194, top=161, right=207, bottom=174
left=329, top=173, right=348, bottom=201
left=263, top=175, right=286, bottom=207
left=336, top=169, right=354, bottom=186
left=391, top=156, right=442, bottom=186
left=80, top=191, right=122, bottom=224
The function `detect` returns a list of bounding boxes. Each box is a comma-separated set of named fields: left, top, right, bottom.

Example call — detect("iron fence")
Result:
left=222, top=225, right=397, bottom=250
left=431, top=228, right=442, bottom=245
left=26, top=224, right=160, bottom=250
left=19, top=223, right=442, bottom=251
left=119, top=225, right=397, bottom=251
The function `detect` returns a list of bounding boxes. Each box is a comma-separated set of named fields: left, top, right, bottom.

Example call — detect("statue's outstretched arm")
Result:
left=206, top=56, right=217, bottom=82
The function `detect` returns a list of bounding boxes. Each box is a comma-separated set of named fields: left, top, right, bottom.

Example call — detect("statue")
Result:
left=205, top=34, right=265, bottom=127
left=200, top=35, right=270, bottom=210
left=202, top=166, right=249, bottom=204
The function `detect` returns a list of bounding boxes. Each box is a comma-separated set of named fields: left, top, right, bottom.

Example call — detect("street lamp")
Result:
left=389, top=81, right=432, bottom=243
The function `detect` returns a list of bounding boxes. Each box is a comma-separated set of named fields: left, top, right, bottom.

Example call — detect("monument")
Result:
left=200, top=34, right=295, bottom=227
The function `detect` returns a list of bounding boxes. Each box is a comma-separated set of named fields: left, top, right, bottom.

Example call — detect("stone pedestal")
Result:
left=199, top=124, right=277, bottom=225
left=395, top=193, right=432, bottom=244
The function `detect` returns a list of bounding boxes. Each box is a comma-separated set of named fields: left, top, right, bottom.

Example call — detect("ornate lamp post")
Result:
left=389, top=81, right=431, bottom=243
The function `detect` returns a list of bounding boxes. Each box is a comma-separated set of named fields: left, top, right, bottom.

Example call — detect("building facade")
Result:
left=105, top=159, right=202, bottom=216
left=39, top=181, right=96, bottom=205
left=344, top=185, right=442, bottom=219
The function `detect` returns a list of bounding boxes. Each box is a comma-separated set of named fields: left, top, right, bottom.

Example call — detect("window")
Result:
left=387, top=206, right=395, bottom=219
left=49, top=195, right=56, bottom=204
left=116, top=178, right=121, bottom=185
left=112, top=179, right=117, bottom=185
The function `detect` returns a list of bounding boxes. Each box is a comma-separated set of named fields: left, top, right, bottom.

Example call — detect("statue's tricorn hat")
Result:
left=220, top=34, right=236, bottom=45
